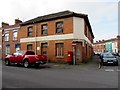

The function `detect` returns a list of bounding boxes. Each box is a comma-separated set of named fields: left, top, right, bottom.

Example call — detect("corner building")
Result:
left=20, top=11, right=94, bottom=63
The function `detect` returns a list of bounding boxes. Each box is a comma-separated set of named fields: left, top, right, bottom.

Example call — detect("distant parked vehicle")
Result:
left=101, top=53, right=118, bottom=66
left=94, top=52, right=101, bottom=55
left=5, top=50, right=47, bottom=68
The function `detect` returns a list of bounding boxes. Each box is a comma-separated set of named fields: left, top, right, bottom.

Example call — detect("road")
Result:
left=2, top=55, right=119, bottom=89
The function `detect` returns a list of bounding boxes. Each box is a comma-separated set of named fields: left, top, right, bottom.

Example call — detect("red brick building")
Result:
left=0, top=28, right=3, bottom=60
left=93, top=40, right=105, bottom=53
left=20, top=10, right=94, bottom=63
left=93, top=36, right=120, bottom=55
left=2, top=19, right=22, bottom=58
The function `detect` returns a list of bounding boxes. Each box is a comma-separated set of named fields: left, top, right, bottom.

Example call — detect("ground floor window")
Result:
left=56, top=43, right=64, bottom=57
left=41, top=43, right=48, bottom=56
left=15, top=43, right=20, bottom=52
left=27, top=44, right=32, bottom=50
left=6, top=45, right=10, bottom=55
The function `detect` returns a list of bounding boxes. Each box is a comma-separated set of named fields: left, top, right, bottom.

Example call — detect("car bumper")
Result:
left=35, top=61, right=47, bottom=64
left=103, top=61, right=118, bottom=65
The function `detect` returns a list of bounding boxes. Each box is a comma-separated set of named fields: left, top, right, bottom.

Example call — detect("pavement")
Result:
left=46, top=55, right=119, bottom=71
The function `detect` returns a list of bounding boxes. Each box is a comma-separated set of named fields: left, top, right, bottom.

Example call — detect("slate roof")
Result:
left=21, top=10, right=94, bottom=38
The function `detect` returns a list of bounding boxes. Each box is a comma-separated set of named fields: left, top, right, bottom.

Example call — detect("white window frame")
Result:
left=6, top=46, right=10, bottom=55
left=5, top=32, right=9, bottom=41
left=56, top=43, right=64, bottom=57
left=13, top=30, right=18, bottom=41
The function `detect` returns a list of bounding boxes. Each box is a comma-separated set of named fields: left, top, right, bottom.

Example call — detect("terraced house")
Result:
left=20, top=10, right=94, bottom=63
left=93, top=36, right=120, bottom=55
left=2, top=19, right=22, bottom=58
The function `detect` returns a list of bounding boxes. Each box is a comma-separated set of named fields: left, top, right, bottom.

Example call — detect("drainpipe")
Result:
left=34, top=22, right=37, bottom=55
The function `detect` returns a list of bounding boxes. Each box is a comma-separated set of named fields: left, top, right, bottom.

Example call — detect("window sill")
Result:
left=4, top=41, right=9, bottom=42
left=41, top=34, right=48, bottom=36
left=55, top=33, right=64, bottom=35
left=27, top=36, right=33, bottom=37
left=56, top=56, right=64, bottom=59
left=12, top=40, right=18, bottom=42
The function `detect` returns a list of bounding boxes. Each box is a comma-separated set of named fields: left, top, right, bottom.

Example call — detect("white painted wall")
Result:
left=112, top=41, right=118, bottom=53
left=20, top=34, right=74, bottom=43
left=73, top=17, right=92, bottom=45
left=73, top=17, right=84, bottom=39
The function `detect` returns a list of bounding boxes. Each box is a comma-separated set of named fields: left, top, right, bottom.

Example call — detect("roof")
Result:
left=94, top=37, right=118, bottom=44
left=21, top=10, right=94, bottom=38
left=3, top=24, right=20, bottom=29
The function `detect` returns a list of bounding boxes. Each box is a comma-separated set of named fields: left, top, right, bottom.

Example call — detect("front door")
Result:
left=41, top=43, right=48, bottom=56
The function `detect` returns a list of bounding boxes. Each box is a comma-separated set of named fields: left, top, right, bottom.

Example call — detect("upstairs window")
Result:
left=5, top=32, right=9, bottom=41
left=56, top=21, right=63, bottom=34
left=13, top=31, right=18, bottom=41
left=41, top=24, right=47, bottom=35
left=28, top=27, right=33, bottom=37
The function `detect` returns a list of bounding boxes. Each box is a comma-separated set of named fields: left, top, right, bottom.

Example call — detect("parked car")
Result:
left=101, top=53, right=118, bottom=66
left=94, top=52, right=101, bottom=55
left=5, top=50, right=47, bottom=68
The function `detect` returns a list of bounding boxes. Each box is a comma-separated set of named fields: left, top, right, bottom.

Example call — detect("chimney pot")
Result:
left=15, top=19, right=22, bottom=24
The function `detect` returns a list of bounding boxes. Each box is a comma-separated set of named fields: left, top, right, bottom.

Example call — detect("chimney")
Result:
left=2, top=22, right=9, bottom=28
left=117, top=35, right=120, bottom=39
left=99, top=40, right=101, bottom=42
left=102, top=39, right=105, bottom=42
left=15, top=19, right=22, bottom=25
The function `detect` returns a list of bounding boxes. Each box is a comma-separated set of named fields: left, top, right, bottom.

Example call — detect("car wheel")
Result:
left=5, top=59, right=10, bottom=66
left=23, top=60, right=30, bottom=68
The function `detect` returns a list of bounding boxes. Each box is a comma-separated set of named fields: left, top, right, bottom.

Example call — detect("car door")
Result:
left=17, top=52, right=23, bottom=63
left=10, top=53, right=17, bottom=62
left=13, top=52, right=19, bottom=63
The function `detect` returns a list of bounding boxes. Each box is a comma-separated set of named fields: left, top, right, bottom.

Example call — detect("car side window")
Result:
left=18, top=52, right=22, bottom=56
left=13, top=52, right=19, bottom=56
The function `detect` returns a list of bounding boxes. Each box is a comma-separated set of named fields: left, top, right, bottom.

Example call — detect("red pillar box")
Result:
left=67, top=51, right=73, bottom=64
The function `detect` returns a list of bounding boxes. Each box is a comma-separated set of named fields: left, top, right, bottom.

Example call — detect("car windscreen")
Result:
left=103, top=55, right=115, bottom=58
left=26, top=51, right=35, bottom=55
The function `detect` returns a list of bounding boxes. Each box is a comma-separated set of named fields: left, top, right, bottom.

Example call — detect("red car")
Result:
left=5, top=50, right=47, bottom=68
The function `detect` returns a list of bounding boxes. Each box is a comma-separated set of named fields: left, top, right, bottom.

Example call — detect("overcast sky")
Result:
left=0, top=0, right=119, bottom=42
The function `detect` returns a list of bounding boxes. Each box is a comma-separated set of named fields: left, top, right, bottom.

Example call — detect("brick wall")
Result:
left=0, top=28, right=2, bottom=59
left=20, top=16, right=93, bottom=63
left=2, top=19, right=22, bottom=58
